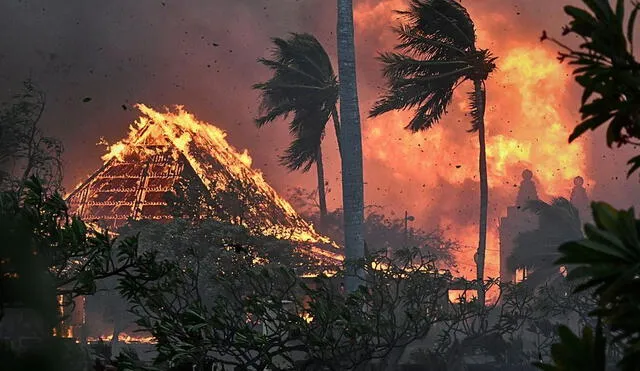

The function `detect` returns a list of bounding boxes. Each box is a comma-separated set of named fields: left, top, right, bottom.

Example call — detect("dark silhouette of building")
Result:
left=499, top=171, right=590, bottom=283
left=499, top=170, right=539, bottom=283
left=570, top=176, right=591, bottom=224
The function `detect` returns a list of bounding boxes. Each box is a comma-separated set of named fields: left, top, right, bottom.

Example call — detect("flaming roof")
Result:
left=66, top=104, right=341, bottom=263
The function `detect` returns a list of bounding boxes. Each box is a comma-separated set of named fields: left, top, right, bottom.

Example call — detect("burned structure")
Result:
left=66, top=104, right=341, bottom=263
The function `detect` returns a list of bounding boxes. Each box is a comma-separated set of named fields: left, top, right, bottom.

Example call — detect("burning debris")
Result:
left=87, top=332, right=156, bottom=345
left=66, top=104, right=341, bottom=263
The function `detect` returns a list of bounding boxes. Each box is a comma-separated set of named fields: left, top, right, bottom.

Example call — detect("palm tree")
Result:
left=254, top=33, right=342, bottom=230
left=369, top=0, right=496, bottom=302
left=337, top=0, right=366, bottom=292
left=507, top=198, right=583, bottom=287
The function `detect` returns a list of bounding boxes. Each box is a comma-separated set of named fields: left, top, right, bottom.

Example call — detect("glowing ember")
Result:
left=87, top=332, right=157, bottom=344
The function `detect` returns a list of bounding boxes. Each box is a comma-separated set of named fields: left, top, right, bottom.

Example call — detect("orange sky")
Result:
left=344, top=0, right=590, bottom=277
left=3, top=0, right=638, bottom=279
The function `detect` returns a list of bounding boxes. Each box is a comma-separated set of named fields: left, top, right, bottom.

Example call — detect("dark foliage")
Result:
left=550, top=202, right=640, bottom=370
left=508, top=198, right=583, bottom=287
left=287, top=187, right=457, bottom=265
left=0, top=337, right=90, bottom=371
left=254, top=33, right=340, bottom=172
left=545, top=0, right=640, bottom=176
left=118, top=217, right=330, bottom=279
left=535, top=321, right=607, bottom=371
left=0, top=177, right=142, bottom=330
left=117, top=247, right=452, bottom=370
left=0, top=80, right=63, bottom=190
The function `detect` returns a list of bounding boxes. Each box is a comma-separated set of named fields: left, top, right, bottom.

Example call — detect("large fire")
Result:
left=68, top=103, right=342, bottom=265
left=61, top=1, right=592, bottom=281
left=354, top=1, right=592, bottom=279
left=101, top=104, right=315, bottom=236
left=96, top=104, right=333, bottom=246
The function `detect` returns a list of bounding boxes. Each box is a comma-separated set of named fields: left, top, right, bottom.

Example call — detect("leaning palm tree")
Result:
left=369, top=0, right=496, bottom=302
left=337, top=0, right=366, bottom=292
left=508, top=198, right=583, bottom=288
left=254, top=33, right=341, bottom=229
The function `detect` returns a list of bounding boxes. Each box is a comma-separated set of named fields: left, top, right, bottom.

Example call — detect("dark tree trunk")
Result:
left=337, top=0, right=365, bottom=292
left=331, top=107, right=343, bottom=157
left=316, top=145, right=328, bottom=230
left=474, top=79, right=488, bottom=305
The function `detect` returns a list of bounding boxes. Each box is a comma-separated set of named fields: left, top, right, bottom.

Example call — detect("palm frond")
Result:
left=279, top=111, right=328, bottom=172
left=270, top=33, right=335, bottom=80
left=406, top=88, right=454, bottom=131
left=378, top=52, right=469, bottom=80
left=400, top=0, right=476, bottom=50
left=257, top=58, right=325, bottom=86
left=254, top=33, right=338, bottom=127
left=509, top=229, right=564, bottom=270
left=393, top=24, right=465, bottom=59
left=523, top=198, right=582, bottom=233
left=522, top=199, right=554, bottom=215
left=254, top=100, right=296, bottom=128
left=253, top=33, right=338, bottom=170
left=369, top=65, right=465, bottom=130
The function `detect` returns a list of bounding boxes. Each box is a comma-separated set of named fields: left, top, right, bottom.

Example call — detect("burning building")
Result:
left=63, top=103, right=343, bottom=347
left=66, top=104, right=341, bottom=263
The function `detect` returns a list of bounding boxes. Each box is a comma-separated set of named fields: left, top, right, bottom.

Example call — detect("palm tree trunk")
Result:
left=337, top=0, right=365, bottom=292
left=316, top=145, right=328, bottom=231
left=474, top=79, right=488, bottom=305
left=331, top=107, right=343, bottom=157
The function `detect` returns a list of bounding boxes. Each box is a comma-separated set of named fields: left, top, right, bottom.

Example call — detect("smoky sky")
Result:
left=0, top=0, right=337, bottom=193
left=2, top=0, right=638, bottom=272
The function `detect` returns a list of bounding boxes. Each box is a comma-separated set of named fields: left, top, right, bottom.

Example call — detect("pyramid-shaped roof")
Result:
left=67, top=104, right=340, bottom=263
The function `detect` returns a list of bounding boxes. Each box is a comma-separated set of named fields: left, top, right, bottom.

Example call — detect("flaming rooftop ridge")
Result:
left=66, top=104, right=341, bottom=262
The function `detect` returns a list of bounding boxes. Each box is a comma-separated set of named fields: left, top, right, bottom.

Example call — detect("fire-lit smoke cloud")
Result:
left=1, top=0, right=637, bottom=277
left=353, top=0, right=591, bottom=277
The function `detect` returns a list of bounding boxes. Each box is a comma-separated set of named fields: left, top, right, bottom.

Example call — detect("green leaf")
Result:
left=618, top=209, right=640, bottom=251
left=591, top=202, right=621, bottom=232
left=564, top=265, right=597, bottom=282
left=582, top=225, right=629, bottom=258
left=584, top=239, right=627, bottom=260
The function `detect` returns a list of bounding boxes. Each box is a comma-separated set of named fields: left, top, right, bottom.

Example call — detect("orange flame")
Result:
left=355, top=1, right=592, bottom=279
left=87, top=332, right=157, bottom=344
left=96, top=104, right=342, bottom=262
